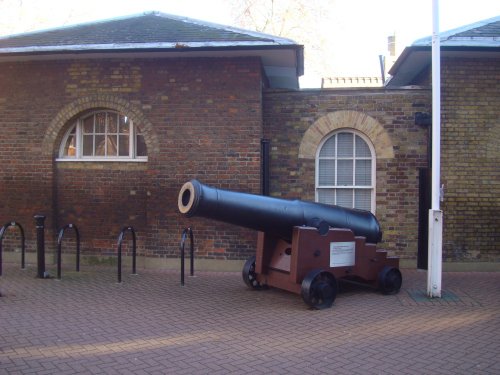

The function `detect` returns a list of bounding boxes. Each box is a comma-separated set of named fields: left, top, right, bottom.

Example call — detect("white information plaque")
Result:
left=330, top=241, right=355, bottom=267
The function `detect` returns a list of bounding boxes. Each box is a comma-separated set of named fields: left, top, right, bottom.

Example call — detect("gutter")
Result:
left=0, top=41, right=303, bottom=54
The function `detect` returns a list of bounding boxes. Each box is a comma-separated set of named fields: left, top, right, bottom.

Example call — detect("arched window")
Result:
left=58, top=110, right=147, bottom=161
left=316, top=130, right=375, bottom=212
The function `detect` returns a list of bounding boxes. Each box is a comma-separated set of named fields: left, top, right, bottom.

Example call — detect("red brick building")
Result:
left=0, top=12, right=304, bottom=267
left=0, top=13, right=497, bottom=270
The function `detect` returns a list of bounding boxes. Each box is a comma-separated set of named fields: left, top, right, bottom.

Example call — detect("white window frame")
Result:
left=315, top=130, right=376, bottom=212
left=57, top=110, right=147, bottom=162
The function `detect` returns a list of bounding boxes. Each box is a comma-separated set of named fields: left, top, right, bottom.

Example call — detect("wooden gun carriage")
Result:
left=178, top=180, right=402, bottom=309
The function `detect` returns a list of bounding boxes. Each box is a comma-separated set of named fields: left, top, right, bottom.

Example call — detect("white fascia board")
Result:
left=413, top=37, right=500, bottom=48
left=438, top=37, right=500, bottom=47
left=0, top=48, right=297, bottom=67
left=0, top=41, right=294, bottom=54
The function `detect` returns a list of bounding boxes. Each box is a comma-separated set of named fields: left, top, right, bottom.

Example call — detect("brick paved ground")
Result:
left=1, top=262, right=499, bottom=374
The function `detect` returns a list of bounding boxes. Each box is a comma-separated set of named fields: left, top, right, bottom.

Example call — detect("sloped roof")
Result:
left=0, top=11, right=304, bottom=89
left=387, top=15, right=500, bottom=87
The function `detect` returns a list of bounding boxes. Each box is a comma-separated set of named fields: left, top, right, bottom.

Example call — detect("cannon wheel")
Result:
left=378, top=266, right=402, bottom=295
left=301, top=269, right=337, bottom=309
left=242, top=255, right=265, bottom=290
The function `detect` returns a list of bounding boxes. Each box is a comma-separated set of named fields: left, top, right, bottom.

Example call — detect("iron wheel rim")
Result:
left=379, top=266, right=402, bottom=295
left=242, top=255, right=265, bottom=290
left=301, top=270, right=337, bottom=309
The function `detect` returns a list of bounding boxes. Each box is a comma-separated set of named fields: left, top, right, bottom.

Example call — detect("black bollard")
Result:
left=34, top=215, right=47, bottom=278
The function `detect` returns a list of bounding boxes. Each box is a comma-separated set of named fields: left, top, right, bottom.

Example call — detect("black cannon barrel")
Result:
left=178, top=179, right=382, bottom=244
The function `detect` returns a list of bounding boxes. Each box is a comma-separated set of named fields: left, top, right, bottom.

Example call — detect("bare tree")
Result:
left=0, top=0, right=82, bottom=37
left=227, top=0, right=341, bottom=83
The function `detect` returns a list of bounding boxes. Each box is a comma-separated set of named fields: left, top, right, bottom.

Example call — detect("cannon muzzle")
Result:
left=178, top=179, right=382, bottom=243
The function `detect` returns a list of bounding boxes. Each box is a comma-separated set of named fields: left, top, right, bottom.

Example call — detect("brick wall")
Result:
left=263, top=88, right=431, bottom=260
left=440, top=57, right=500, bottom=262
left=2, top=54, right=496, bottom=265
left=0, top=57, right=263, bottom=259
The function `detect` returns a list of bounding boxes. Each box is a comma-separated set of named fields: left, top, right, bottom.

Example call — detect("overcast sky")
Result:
left=1, top=0, right=498, bottom=87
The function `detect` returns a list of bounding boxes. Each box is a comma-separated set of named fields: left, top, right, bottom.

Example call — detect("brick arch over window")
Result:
left=42, top=95, right=159, bottom=157
left=299, top=110, right=394, bottom=160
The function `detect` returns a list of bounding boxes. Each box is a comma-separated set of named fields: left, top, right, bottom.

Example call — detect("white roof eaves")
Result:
left=439, top=37, right=500, bottom=47
left=0, top=41, right=297, bottom=54
left=413, top=36, right=500, bottom=48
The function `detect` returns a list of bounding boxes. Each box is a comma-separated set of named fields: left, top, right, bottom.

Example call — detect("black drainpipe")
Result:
left=260, top=139, right=270, bottom=196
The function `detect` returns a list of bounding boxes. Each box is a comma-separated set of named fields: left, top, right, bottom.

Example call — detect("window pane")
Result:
left=355, top=190, right=372, bottom=211
left=319, top=136, right=336, bottom=157
left=355, top=160, right=371, bottom=186
left=355, top=136, right=371, bottom=157
left=108, top=113, right=118, bottom=133
left=318, top=159, right=335, bottom=185
left=336, top=189, right=353, bottom=208
left=95, top=113, right=106, bottom=133
left=95, top=135, right=105, bottom=156
left=315, top=131, right=375, bottom=213
left=337, top=133, right=353, bottom=157
left=337, top=160, right=353, bottom=185
left=83, top=116, right=94, bottom=133
left=61, top=111, right=146, bottom=160
left=83, top=135, right=93, bottom=156
left=119, top=116, right=129, bottom=133
left=107, top=135, right=118, bottom=156
left=64, top=134, right=76, bottom=157
left=317, top=189, right=335, bottom=205
left=62, top=127, right=77, bottom=157
left=119, top=135, right=129, bottom=156
left=136, top=134, right=147, bottom=157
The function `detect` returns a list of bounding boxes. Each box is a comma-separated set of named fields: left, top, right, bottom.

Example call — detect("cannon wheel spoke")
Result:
left=242, top=256, right=265, bottom=290
left=301, top=269, right=337, bottom=309
left=378, top=266, right=402, bottom=295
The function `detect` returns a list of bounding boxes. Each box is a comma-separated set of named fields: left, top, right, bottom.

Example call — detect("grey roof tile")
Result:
left=454, top=19, right=500, bottom=38
left=412, top=15, right=500, bottom=47
left=0, top=11, right=295, bottom=51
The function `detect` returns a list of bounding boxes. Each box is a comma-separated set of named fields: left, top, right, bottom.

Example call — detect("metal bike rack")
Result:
left=117, top=226, right=137, bottom=283
left=0, top=221, right=26, bottom=276
left=56, top=224, right=80, bottom=280
left=180, top=227, right=195, bottom=286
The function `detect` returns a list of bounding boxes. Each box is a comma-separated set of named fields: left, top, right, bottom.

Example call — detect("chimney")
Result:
left=388, top=34, right=396, bottom=57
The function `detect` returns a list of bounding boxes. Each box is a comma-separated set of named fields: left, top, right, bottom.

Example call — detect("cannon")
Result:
left=178, top=179, right=402, bottom=309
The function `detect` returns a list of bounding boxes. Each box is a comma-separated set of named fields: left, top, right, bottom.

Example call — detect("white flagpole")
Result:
left=428, top=0, right=443, bottom=298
